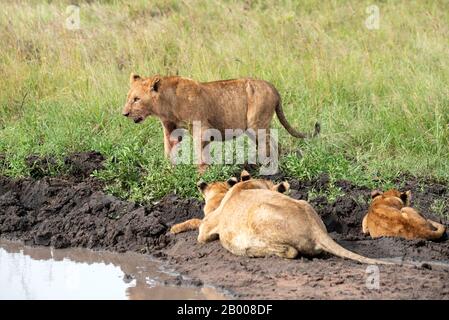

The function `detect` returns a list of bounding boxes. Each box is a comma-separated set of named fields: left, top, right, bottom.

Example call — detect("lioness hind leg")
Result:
left=246, top=128, right=275, bottom=165
left=245, top=244, right=298, bottom=259
left=170, top=218, right=202, bottom=234
left=238, top=245, right=298, bottom=259
left=270, top=244, right=298, bottom=259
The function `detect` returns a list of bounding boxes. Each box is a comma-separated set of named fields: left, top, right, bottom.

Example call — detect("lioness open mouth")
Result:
left=133, top=117, right=143, bottom=123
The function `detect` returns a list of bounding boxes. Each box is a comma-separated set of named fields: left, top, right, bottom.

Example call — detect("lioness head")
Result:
left=234, top=170, right=290, bottom=193
left=122, top=73, right=161, bottom=123
left=197, top=180, right=231, bottom=202
left=371, top=189, right=412, bottom=206
left=197, top=180, right=232, bottom=215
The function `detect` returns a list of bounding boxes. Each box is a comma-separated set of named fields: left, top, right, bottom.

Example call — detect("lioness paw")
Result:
left=170, top=225, right=181, bottom=234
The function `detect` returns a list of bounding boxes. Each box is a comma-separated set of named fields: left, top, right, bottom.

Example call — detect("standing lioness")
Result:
left=122, top=74, right=320, bottom=171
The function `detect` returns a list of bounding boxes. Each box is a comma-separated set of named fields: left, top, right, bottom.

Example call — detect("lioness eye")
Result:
left=133, top=97, right=140, bottom=102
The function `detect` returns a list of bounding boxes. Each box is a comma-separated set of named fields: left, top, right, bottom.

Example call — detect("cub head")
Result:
left=371, top=189, right=412, bottom=206
left=122, top=73, right=161, bottom=124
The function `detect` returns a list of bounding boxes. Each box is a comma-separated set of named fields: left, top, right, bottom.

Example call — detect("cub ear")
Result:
left=273, top=181, right=290, bottom=194
left=130, top=73, right=141, bottom=85
left=226, top=177, right=238, bottom=187
left=150, top=76, right=161, bottom=92
left=197, top=181, right=208, bottom=192
left=400, top=190, right=412, bottom=206
left=371, top=190, right=383, bottom=199
left=240, top=170, right=251, bottom=181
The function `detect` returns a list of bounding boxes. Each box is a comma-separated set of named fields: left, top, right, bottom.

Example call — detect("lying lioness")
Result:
left=122, top=74, right=320, bottom=171
left=362, top=189, right=446, bottom=240
left=170, top=170, right=289, bottom=234
left=196, top=172, right=391, bottom=264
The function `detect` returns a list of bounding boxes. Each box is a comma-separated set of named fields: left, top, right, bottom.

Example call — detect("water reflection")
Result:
left=0, top=239, right=227, bottom=300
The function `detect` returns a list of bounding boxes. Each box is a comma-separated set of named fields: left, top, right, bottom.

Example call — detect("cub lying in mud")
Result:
left=363, top=189, right=446, bottom=240
left=174, top=171, right=391, bottom=264
left=122, top=74, right=320, bottom=171
left=170, top=170, right=288, bottom=234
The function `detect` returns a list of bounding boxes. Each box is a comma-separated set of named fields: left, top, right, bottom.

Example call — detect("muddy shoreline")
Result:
left=1, top=152, right=449, bottom=299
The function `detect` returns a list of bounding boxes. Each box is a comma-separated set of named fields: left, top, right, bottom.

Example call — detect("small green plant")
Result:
left=431, top=199, right=448, bottom=219
left=307, top=184, right=345, bottom=203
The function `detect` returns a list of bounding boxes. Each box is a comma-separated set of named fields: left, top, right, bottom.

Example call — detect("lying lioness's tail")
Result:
left=275, top=102, right=320, bottom=139
left=317, top=233, right=394, bottom=265
left=425, top=220, right=446, bottom=240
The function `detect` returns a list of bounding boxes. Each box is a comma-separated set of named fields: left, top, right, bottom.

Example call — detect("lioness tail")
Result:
left=275, top=101, right=320, bottom=139
left=317, top=233, right=394, bottom=265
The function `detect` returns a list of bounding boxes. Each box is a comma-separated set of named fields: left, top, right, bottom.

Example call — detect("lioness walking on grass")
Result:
left=122, top=74, right=320, bottom=172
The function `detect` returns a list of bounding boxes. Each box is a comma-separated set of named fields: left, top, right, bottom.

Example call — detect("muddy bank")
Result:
left=1, top=152, right=448, bottom=299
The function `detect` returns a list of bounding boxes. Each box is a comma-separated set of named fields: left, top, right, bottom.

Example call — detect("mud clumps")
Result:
left=64, top=151, right=105, bottom=178
left=26, top=155, right=58, bottom=178
left=0, top=152, right=203, bottom=252
left=25, top=151, right=105, bottom=179
left=150, top=194, right=204, bottom=227
left=0, top=174, right=203, bottom=252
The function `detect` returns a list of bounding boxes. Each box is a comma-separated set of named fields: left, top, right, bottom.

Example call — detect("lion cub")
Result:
left=197, top=172, right=391, bottom=264
left=170, top=170, right=288, bottom=234
left=362, top=189, right=446, bottom=240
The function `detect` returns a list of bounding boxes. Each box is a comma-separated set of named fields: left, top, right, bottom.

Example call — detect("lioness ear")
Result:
left=371, top=190, right=383, bottom=199
left=400, top=190, right=412, bottom=206
left=240, top=170, right=251, bottom=181
left=150, top=76, right=161, bottom=92
left=226, top=177, right=238, bottom=187
left=130, top=73, right=141, bottom=85
left=197, top=181, right=208, bottom=193
left=273, top=181, right=290, bottom=193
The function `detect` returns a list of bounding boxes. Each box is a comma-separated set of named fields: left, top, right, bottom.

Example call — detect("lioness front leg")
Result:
left=170, top=218, right=202, bottom=234
left=161, top=120, right=181, bottom=163
left=199, top=141, right=211, bottom=173
left=246, top=127, right=277, bottom=169
left=193, top=137, right=211, bottom=174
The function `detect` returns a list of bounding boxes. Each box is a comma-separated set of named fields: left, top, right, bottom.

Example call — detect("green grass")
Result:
left=0, top=0, right=448, bottom=203
left=431, top=199, right=448, bottom=220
